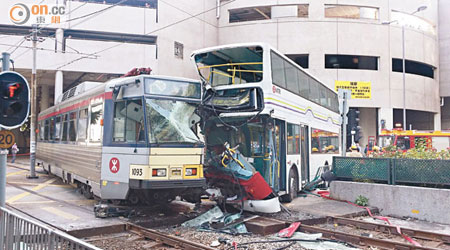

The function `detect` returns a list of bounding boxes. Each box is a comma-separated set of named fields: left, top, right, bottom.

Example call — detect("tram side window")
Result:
left=287, top=123, right=300, bottom=154
left=39, top=121, right=44, bottom=141
left=55, top=116, right=61, bottom=141
left=62, top=114, right=69, bottom=142
left=311, top=128, right=339, bottom=154
left=90, top=104, right=103, bottom=142
left=49, top=117, right=56, bottom=141
left=113, top=100, right=145, bottom=142
left=44, top=119, right=49, bottom=141
left=69, top=112, right=77, bottom=141
left=78, top=108, right=88, bottom=141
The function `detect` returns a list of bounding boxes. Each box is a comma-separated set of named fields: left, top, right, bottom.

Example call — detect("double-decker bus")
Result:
left=36, top=75, right=205, bottom=204
left=192, top=43, right=340, bottom=201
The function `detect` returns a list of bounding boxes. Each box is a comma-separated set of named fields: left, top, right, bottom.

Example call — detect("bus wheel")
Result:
left=285, top=168, right=298, bottom=202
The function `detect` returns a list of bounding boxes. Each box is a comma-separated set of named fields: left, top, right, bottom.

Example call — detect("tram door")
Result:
left=300, top=125, right=309, bottom=184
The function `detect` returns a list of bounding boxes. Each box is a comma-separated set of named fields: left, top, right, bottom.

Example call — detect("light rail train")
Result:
left=36, top=74, right=206, bottom=204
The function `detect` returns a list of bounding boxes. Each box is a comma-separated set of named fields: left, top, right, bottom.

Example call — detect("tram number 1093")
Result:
left=131, top=168, right=143, bottom=176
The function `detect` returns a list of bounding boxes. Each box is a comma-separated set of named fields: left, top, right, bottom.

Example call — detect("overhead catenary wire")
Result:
left=52, top=0, right=237, bottom=70
left=0, top=42, right=98, bottom=58
left=6, top=1, right=96, bottom=61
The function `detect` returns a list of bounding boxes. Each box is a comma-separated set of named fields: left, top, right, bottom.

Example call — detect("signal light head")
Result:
left=2, top=83, right=22, bottom=99
left=0, top=71, right=30, bottom=129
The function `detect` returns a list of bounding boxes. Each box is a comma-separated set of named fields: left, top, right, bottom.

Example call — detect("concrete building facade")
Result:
left=0, top=0, right=447, bottom=150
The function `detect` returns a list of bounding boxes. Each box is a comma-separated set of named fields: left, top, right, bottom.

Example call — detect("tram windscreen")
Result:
left=145, top=78, right=201, bottom=99
left=146, top=99, right=200, bottom=144
left=194, top=46, right=263, bottom=87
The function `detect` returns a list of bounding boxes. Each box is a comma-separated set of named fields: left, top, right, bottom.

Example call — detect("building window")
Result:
left=325, top=5, right=379, bottom=20
left=229, top=5, right=308, bottom=23
left=298, top=5, right=308, bottom=17
left=325, top=55, right=378, bottom=70
left=391, top=11, right=435, bottom=35
left=286, top=54, right=308, bottom=69
left=74, top=0, right=157, bottom=8
left=392, top=59, right=434, bottom=79
left=229, top=6, right=271, bottom=23
left=174, top=41, right=183, bottom=59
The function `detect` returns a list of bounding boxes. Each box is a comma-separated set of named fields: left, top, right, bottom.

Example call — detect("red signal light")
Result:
left=8, top=83, right=20, bottom=98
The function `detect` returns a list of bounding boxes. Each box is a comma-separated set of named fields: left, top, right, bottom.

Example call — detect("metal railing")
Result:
left=0, top=207, right=101, bottom=250
left=332, top=156, right=450, bottom=187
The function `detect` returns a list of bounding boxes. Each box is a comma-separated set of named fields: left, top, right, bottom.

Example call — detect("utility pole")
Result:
left=0, top=52, right=10, bottom=207
left=338, top=89, right=350, bottom=157
left=28, top=24, right=38, bottom=179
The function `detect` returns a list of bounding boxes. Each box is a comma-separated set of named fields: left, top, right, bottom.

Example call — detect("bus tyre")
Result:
left=285, top=168, right=298, bottom=202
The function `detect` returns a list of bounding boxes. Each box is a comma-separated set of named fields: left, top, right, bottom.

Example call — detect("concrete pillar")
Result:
left=55, top=28, right=64, bottom=52
left=40, top=85, right=50, bottom=111
left=378, top=107, right=393, bottom=132
left=434, top=113, right=441, bottom=131
left=359, top=108, right=377, bottom=148
left=54, top=71, right=63, bottom=104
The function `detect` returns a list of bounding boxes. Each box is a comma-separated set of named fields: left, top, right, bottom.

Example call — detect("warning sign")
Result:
left=109, top=157, right=120, bottom=173
left=335, top=81, right=371, bottom=99
left=0, top=131, right=15, bottom=149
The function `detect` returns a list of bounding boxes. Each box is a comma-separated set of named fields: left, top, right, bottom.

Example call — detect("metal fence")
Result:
left=333, top=157, right=450, bottom=187
left=0, top=206, right=101, bottom=250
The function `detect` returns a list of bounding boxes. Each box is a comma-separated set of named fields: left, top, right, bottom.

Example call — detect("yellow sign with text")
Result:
left=335, top=81, right=371, bottom=99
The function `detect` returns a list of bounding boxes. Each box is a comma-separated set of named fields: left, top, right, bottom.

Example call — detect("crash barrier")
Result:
left=332, top=156, right=450, bottom=187
left=0, top=206, right=100, bottom=250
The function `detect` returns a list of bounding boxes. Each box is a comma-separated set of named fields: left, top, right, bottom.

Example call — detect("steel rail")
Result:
left=328, top=216, right=450, bottom=245
left=298, top=224, right=442, bottom=250
left=127, top=223, right=215, bottom=250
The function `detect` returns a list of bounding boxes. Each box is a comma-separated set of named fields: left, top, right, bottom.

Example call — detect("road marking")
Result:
left=42, top=207, right=80, bottom=220
left=6, top=170, right=28, bottom=177
left=7, top=181, right=74, bottom=188
left=6, top=178, right=57, bottom=204
left=12, top=199, right=95, bottom=205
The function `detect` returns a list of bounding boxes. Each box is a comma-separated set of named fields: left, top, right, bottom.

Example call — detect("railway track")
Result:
left=77, top=223, right=216, bottom=250
left=293, top=216, right=450, bottom=250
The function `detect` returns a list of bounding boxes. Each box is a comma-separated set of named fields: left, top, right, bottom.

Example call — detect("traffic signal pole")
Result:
left=0, top=52, right=10, bottom=207
left=28, top=25, right=38, bottom=179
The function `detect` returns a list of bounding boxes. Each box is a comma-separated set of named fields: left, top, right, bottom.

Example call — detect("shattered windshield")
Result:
left=146, top=99, right=200, bottom=144
left=194, top=46, right=263, bottom=87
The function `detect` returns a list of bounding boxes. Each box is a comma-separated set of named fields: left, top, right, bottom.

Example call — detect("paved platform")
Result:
left=4, top=159, right=124, bottom=233
left=279, top=192, right=377, bottom=223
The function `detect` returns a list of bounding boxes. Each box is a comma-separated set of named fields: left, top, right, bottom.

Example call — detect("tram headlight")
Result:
left=152, top=168, right=166, bottom=177
left=185, top=168, right=197, bottom=176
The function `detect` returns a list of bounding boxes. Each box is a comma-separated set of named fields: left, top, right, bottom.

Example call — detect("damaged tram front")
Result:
left=192, top=43, right=341, bottom=208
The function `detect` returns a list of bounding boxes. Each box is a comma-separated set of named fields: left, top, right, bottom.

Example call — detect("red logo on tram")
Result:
left=109, top=157, right=120, bottom=173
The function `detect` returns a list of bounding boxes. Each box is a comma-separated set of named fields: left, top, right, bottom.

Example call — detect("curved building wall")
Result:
left=217, top=0, right=440, bottom=135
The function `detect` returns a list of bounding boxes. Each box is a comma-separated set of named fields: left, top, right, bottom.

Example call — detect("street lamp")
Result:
left=382, top=5, right=427, bottom=130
